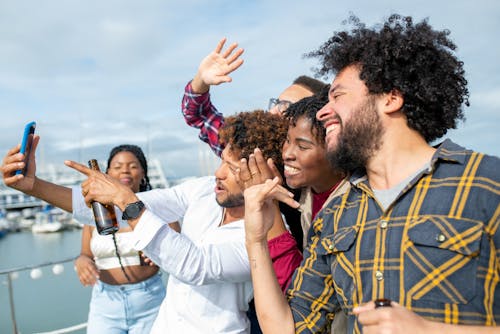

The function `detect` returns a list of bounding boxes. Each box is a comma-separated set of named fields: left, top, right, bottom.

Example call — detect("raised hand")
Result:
left=244, top=177, right=298, bottom=244
left=236, top=147, right=282, bottom=190
left=191, top=38, right=244, bottom=93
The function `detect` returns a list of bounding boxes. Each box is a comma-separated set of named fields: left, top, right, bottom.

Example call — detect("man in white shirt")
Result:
left=67, top=110, right=292, bottom=333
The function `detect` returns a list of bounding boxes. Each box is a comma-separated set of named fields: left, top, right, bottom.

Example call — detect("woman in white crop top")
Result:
left=74, top=145, right=177, bottom=333
left=1, top=142, right=177, bottom=333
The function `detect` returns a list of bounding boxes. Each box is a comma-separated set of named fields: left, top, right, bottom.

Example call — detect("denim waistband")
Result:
left=96, top=272, right=163, bottom=292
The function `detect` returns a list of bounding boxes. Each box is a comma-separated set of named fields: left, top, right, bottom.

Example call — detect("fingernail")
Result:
left=374, top=298, right=392, bottom=308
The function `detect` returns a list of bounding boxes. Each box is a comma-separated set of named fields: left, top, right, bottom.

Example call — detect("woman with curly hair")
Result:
left=282, top=94, right=347, bottom=250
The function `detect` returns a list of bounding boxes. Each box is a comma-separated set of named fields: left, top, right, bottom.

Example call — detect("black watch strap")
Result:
left=122, top=200, right=145, bottom=220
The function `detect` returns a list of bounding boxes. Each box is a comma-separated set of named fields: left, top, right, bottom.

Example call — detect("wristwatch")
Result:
left=122, top=200, right=145, bottom=220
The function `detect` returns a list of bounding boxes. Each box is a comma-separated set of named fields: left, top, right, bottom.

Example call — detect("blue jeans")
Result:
left=87, top=273, right=166, bottom=334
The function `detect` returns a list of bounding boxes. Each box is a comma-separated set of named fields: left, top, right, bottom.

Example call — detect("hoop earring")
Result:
left=140, top=177, right=147, bottom=187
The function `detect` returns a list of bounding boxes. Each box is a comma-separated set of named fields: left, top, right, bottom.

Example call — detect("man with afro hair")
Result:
left=244, top=14, right=500, bottom=334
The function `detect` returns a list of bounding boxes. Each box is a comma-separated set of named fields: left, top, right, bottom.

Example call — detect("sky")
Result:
left=1, top=0, right=499, bottom=182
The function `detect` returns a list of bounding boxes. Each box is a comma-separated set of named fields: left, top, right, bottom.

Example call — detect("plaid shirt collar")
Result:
left=349, top=138, right=467, bottom=190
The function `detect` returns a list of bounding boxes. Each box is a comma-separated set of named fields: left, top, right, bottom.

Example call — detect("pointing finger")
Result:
left=64, top=160, right=92, bottom=176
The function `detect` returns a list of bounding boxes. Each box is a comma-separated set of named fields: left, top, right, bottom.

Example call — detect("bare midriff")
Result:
left=98, top=265, right=159, bottom=285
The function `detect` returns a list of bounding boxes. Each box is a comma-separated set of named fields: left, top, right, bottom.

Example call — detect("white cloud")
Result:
left=0, top=0, right=499, bottom=180
left=470, top=88, right=500, bottom=110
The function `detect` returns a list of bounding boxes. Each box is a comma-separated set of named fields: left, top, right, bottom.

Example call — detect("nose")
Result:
left=282, top=142, right=295, bottom=161
left=268, top=105, right=281, bottom=115
left=316, top=102, right=333, bottom=123
left=214, top=163, right=225, bottom=179
left=120, top=165, right=131, bottom=173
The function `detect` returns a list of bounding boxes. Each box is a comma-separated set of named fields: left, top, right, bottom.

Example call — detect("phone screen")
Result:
left=15, top=121, right=36, bottom=175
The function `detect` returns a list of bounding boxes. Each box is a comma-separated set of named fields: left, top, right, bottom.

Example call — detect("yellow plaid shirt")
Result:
left=287, top=140, right=500, bottom=333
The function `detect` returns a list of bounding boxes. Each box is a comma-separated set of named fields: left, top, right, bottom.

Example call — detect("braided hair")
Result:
left=105, top=144, right=152, bottom=282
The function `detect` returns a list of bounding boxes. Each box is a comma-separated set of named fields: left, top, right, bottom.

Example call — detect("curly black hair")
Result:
left=306, top=14, right=469, bottom=142
left=219, top=110, right=288, bottom=176
left=283, top=94, right=329, bottom=145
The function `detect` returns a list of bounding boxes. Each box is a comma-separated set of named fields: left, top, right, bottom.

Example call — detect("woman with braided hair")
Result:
left=73, top=144, right=169, bottom=333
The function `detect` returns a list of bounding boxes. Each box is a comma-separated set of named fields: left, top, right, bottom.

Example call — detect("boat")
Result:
left=32, top=221, right=64, bottom=233
left=0, top=210, right=10, bottom=238
left=31, top=207, right=67, bottom=233
left=0, top=221, right=9, bottom=239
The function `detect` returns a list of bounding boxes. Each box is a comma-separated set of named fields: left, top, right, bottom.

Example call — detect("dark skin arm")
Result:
left=1, top=135, right=72, bottom=212
left=74, top=225, right=100, bottom=286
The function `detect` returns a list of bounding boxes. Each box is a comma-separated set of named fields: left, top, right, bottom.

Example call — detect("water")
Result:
left=0, top=230, right=91, bottom=334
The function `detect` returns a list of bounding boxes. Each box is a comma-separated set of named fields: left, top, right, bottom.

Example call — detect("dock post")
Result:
left=7, top=272, right=19, bottom=334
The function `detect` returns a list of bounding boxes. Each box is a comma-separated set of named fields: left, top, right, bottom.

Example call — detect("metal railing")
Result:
left=0, top=256, right=86, bottom=334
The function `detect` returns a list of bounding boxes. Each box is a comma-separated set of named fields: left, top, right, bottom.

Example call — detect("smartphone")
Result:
left=15, top=121, right=36, bottom=175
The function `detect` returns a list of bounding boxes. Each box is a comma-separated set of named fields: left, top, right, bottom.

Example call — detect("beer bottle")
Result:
left=87, top=159, right=119, bottom=235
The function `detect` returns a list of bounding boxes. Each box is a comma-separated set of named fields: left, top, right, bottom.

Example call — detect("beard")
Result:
left=216, top=193, right=244, bottom=208
left=327, top=96, right=384, bottom=174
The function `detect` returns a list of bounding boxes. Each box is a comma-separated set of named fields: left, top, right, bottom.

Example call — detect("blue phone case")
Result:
left=15, top=121, right=36, bottom=175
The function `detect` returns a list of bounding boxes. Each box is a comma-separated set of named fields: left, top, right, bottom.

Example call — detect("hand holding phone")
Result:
left=15, top=121, right=36, bottom=176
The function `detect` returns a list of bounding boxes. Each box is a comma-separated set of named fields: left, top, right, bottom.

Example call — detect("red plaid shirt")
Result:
left=181, top=81, right=225, bottom=157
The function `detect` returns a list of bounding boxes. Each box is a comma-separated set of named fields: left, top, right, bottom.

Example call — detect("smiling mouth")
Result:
left=284, top=165, right=300, bottom=175
left=325, top=124, right=338, bottom=135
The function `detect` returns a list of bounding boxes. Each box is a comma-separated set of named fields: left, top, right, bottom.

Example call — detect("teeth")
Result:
left=326, top=124, right=338, bottom=135
left=284, top=165, right=300, bottom=174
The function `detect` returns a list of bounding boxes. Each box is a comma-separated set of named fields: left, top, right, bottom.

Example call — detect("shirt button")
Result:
left=436, top=234, right=446, bottom=242
left=328, top=244, right=334, bottom=250
left=380, top=220, right=388, bottom=229
left=375, top=271, right=384, bottom=281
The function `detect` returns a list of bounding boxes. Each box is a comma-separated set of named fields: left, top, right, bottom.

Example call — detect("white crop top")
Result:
left=90, top=228, right=141, bottom=270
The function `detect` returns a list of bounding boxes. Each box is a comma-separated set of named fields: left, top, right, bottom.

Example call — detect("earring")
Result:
left=140, top=177, right=147, bottom=186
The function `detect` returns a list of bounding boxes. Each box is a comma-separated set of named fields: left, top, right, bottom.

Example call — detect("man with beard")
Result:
left=243, top=14, right=500, bottom=334
left=65, top=110, right=302, bottom=334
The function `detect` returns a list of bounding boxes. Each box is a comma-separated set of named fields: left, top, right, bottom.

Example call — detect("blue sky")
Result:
left=1, top=0, right=499, bottom=180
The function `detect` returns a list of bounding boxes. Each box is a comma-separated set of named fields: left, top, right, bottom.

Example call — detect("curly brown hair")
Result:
left=219, top=110, right=288, bottom=175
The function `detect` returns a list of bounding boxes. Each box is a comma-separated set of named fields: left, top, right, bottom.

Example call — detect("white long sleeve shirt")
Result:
left=74, top=176, right=253, bottom=333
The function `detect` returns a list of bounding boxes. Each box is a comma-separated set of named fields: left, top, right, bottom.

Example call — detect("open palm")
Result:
left=198, top=38, right=244, bottom=86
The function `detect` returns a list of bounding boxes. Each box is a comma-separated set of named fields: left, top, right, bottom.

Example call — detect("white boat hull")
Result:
left=32, top=222, right=65, bottom=233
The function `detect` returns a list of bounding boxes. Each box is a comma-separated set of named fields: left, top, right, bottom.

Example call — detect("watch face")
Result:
left=129, top=205, right=140, bottom=216
left=123, top=201, right=144, bottom=220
